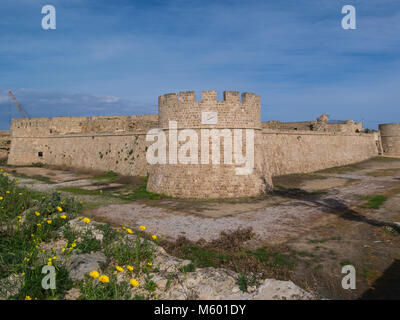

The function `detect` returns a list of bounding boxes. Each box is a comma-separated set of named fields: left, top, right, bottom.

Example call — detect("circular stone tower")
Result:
left=379, top=123, right=400, bottom=157
left=146, top=90, right=272, bottom=199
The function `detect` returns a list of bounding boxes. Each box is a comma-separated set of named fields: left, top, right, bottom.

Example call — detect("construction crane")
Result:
left=8, top=90, right=26, bottom=118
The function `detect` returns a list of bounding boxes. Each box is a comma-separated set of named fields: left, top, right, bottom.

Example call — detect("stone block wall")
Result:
left=379, top=123, right=400, bottom=157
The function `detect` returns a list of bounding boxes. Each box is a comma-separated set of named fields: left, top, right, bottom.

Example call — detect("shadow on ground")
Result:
left=360, top=259, right=400, bottom=300
left=274, top=187, right=400, bottom=233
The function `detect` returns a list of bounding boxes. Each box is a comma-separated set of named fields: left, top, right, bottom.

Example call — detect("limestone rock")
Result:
left=65, top=287, right=81, bottom=300
left=65, top=252, right=106, bottom=281
left=0, top=274, right=22, bottom=300
left=248, top=279, right=315, bottom=300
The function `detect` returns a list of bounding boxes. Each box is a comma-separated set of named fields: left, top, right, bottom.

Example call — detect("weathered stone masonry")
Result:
left=6, top=90, right=399, bottom=198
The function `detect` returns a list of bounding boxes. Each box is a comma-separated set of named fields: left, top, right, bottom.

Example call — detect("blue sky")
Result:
left=0, top=0, right=399, bottom=129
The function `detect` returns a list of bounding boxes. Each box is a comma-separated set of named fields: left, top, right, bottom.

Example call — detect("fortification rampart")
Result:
left=6, top=90, right=384, bottom=199
left=0, top=131, right=10, bottom=160
left=260, top=129, right=379, bottom=177
left=379, top=123, right=400, bottom=157
left=8, top=115, right=158, bottom=176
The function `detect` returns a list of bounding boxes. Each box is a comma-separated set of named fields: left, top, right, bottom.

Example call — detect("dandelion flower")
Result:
left=37, top=223, right=41, bottom=227
left=99, top=275, right=109, bottom=283
left=83, top=217, right=90, bottom=224
left=89, top=270, right=100, bottom=279
left=126, top=265, right=134, bottom=271
left=25, top=296, right=32, bottom=300
left=18, top=193, right=22, bottom=196
left=126, top=228, right=133, bottom=234
left=115, top=265, right=124, bottom=272
left=129, top=279, right=139, bottom=287
left=152, top=235, right=157, bottom=240
left=6, top=190, right=10, bottom=194
left=60, top=215, right=67, bottom=219
left=147, top=262, right=152, bottom=267
left=139, top=225, right=146, bottom=231
left=56, top=206, right=63, bottom=212
left=47, top=220, right=52, bottom=224
left=34, top=211, right=40, bottom=216
left=0, top=197, right=3, bottom=200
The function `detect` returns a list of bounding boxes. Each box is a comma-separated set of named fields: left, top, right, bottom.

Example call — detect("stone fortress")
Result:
left=5, top=90, right=400, bottom=198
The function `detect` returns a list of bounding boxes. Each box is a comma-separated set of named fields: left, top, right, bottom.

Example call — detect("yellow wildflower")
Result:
left=60, top=215, right=67, bottom=219
left=147, top=262, right=152, bottom=267
left=129, top=279, right=139, bottom=287
left=34, top=211, right=40, bottom=216
left=99, top=275, right=109, bottom=283
left=0, top=196, right=3, bottom=200
left=36, top=223, right=41, bottom=227
left=83, top=217, right=90, bottom=224
left=89, top=270, right=100, bottom=279
left=25, top=296, right=32, bottom=300
left=47, top=220, right=52, bottom=224
left=6, top=190, right=10, bottom=194
left=139, top=225, right=146, bottom=231
left=126, top=228, right=133, bottom=234
left=56, top=206, right=63, bottom=212
left=126, top=265, right=134, bottom=271
left=152, top=235, right=157, bottom=240
left=115, top=265, right=124, bottom=272
left=18, top=193, right=22, bottom=196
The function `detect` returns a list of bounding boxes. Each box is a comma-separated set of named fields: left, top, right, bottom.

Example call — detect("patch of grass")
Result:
left=317, top=163, right=364, bottom=174
left=272, top=173, right=326, bottom=189
left=247, top=247, right=295, bottom=269
left=181, top=245, right=229, bottom=268
left=75, top=229, right=101, bottom=254
left=180, top=263, right=196, bottom=273
left=11, top=265, right=73, bottom=300
left=360, top=267, right=381, bottom=280
left=365, top=169, right=400, bottom=177
left=78, top=276, right=132, bottom=300
left=237, top=272, right=258, bottom=292
left=360, top=195, right=388, bottom=209
left=93, top=170, right=119, bottom=182
left=340, top=260, right=351, bottom=266
left=164, top=229, right=295, bottom=281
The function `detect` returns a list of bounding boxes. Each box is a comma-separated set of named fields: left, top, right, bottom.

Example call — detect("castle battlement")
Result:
left=158, top=90, right=261, bottom=129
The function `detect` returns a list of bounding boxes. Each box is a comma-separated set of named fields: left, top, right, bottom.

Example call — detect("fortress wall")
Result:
left=8, top=115, right=159, bottom=176
left=0, top=131, right=10, bottom=160
left=379, top=123, right=400, bottom=157
left=10, top=115, right=159, bottom=137
left=260, top=130, right=379, bottom=177
left=8, top=133, right=152, bottom=176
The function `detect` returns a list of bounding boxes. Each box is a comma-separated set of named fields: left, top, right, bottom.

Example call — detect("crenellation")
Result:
left=201, top=90, right=217, bottom=103
left=223, top=91, right=240, bottom=103
left=178, top=91, right=196, bottom=104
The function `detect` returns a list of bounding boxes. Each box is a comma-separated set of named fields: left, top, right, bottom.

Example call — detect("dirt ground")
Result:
left=2, top=156, right=400, bottom=299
